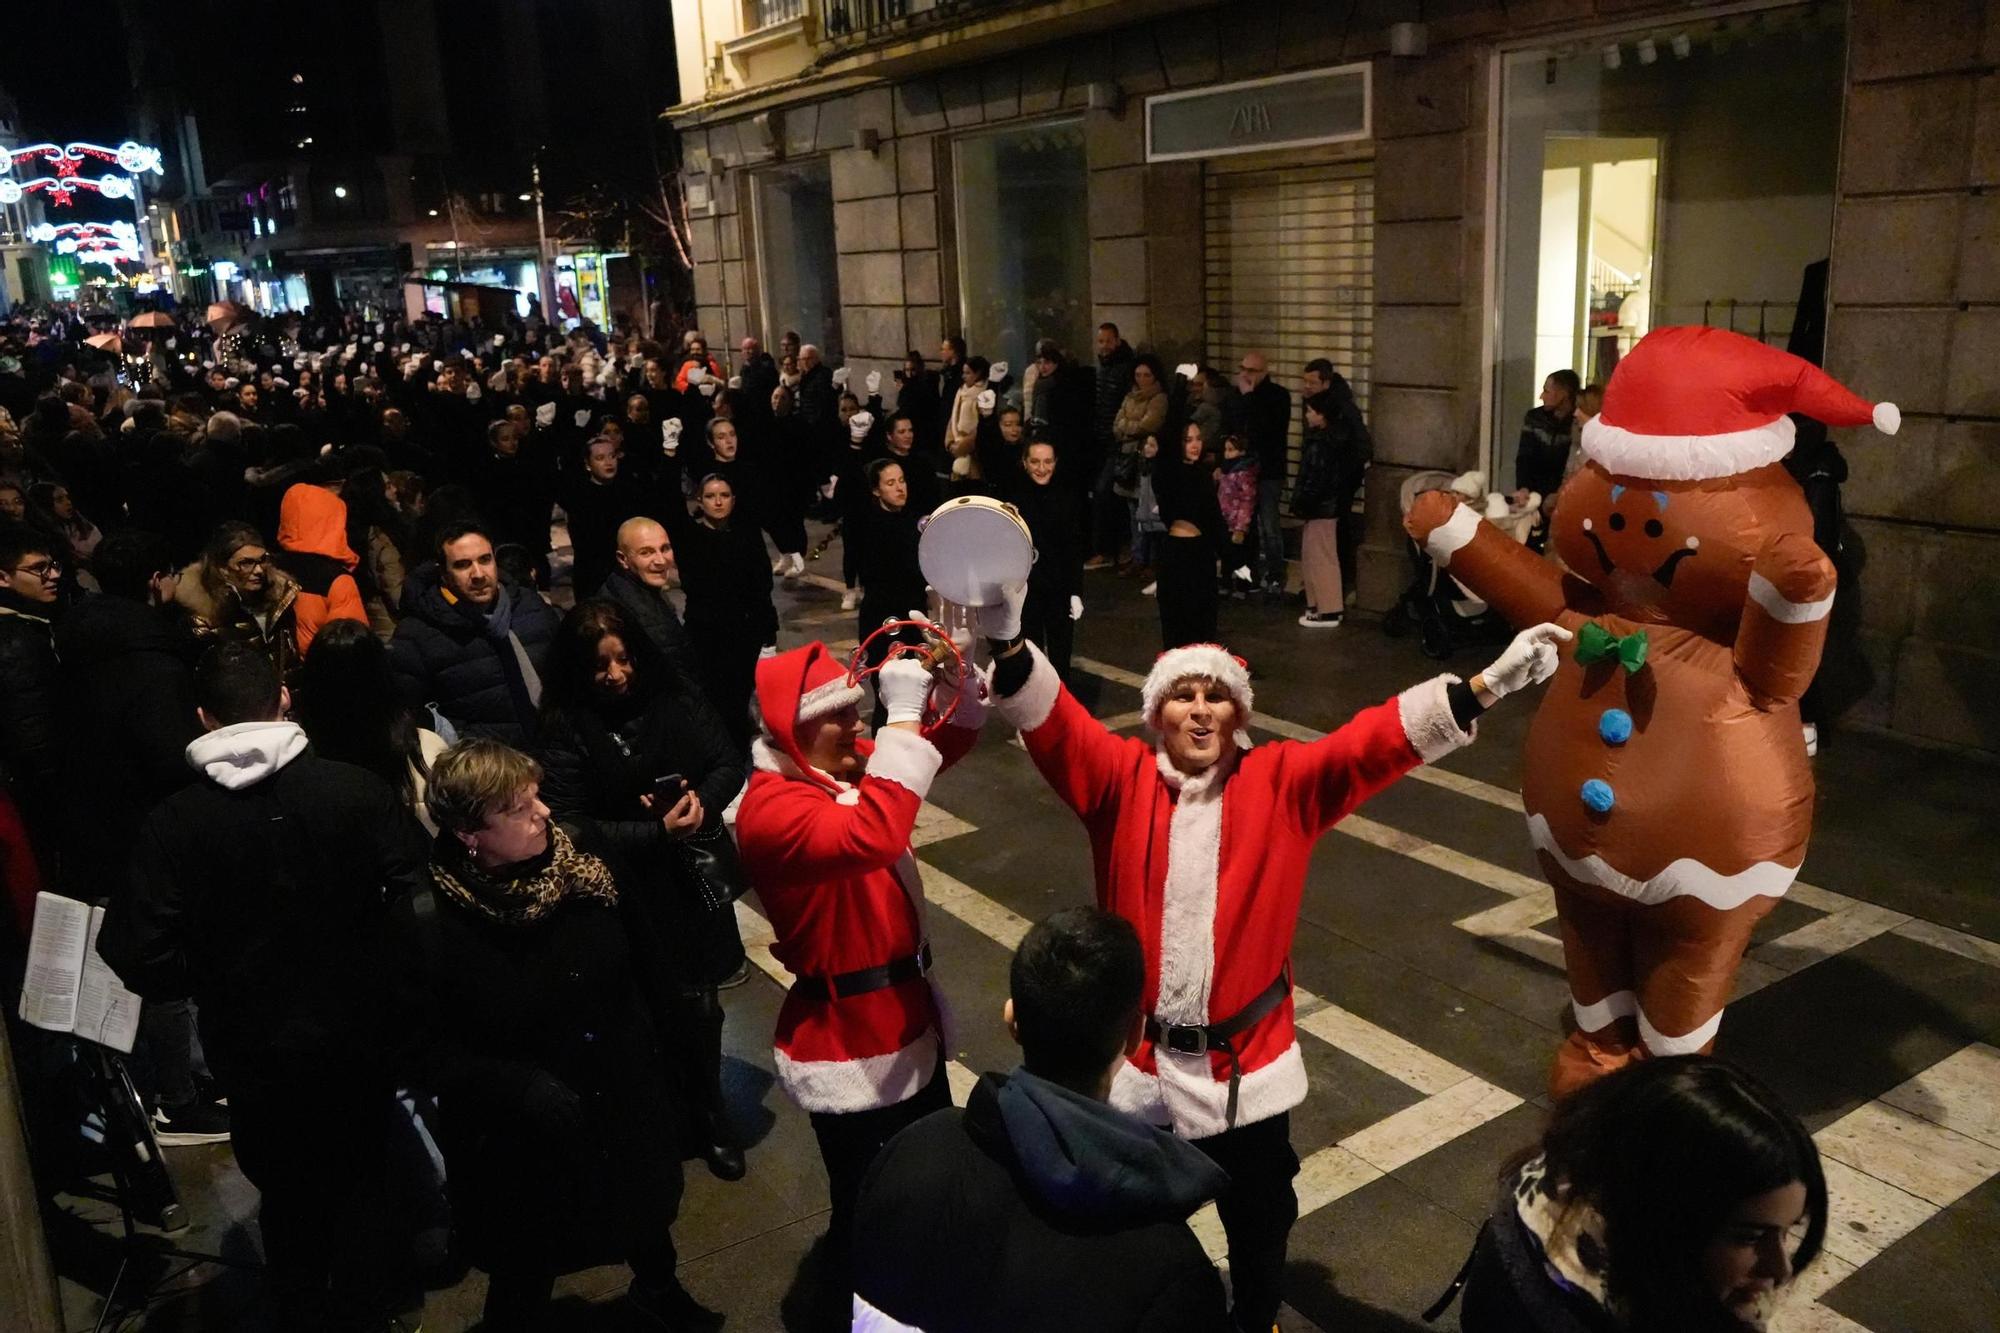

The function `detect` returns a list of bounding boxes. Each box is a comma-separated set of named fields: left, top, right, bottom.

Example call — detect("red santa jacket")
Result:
left=996, top=643, right=1475, bottom=1139
left=737, top=723, right=979, bottom=1114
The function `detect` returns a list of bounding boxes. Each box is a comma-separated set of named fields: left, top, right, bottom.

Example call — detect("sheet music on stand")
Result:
left=19, top=892, right=143, bottom=1054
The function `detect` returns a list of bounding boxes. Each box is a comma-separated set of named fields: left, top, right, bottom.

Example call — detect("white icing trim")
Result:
left=1111, top=1041, right=1310, bottom=1140
left=852, top=1294, right=926, bottom=1333
left=866, top=728, right=944, bottom=798
left=1581, top=412, right=1795, bottom=482
left=1397, top=675, right=1475, bottom=763
left=1424, top=503, right=1482, bottom=567
left=1638, top=1005, right=1724, bottom=1057
left=992, top=641, right=1061, bottom=733
left=773, top=1029, right=943, bottom=1114
left=1571, top=989, right=1637, bottom=1032
left=1747, top=572, right=1834, bottom=624
left=1528, top=814, right=1799, bottom=909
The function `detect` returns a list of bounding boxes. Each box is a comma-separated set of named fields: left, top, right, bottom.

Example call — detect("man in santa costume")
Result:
left=979, top=590, right=1568, bottom=1333
left=734, top=639, right=986, bottom=1326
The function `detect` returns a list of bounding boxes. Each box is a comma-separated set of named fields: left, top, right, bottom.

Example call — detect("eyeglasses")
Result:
left=227, top=554, right=271, bottom=572
left=11, top=559, right=60, bottom=581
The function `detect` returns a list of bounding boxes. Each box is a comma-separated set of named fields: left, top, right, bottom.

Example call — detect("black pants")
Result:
left=1158, top=534, right=1219, bottom=650
left=1193, top=1112, right=1301, bottom=1332
left=230, top=1076, right=399, bottom=1327
left=1019, top=585, right=1075, bottom=680
left=808, top=1059, right=951, bottom=1305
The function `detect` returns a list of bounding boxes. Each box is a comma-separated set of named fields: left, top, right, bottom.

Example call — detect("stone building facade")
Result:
left=668, top=0, right=2000, bottom=752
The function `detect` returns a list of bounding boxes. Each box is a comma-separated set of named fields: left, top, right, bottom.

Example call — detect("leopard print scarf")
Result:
left=430, top=824, right=619, bottom=924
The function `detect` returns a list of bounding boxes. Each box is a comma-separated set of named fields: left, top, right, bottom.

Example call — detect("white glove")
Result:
left=465, top=383, right=482, bottom=402
left=832, top=366, right=851, bottom=389
left=934, top=664, right=990, bottom=731
left=976, top=388, right=997, bottom=416
left=977, top=578, right=1027, bottom=642
left=876, top=657, right=934, bottom=726
left=662, top=418, right=683, bottom=455
left=535, top=401, right=558, bottom=427
left=372, top=340, right=384, bottom=352
left=1480, top=623, right=1574, bottom=700
left=728, top=375, right=743, bottom=389
left=493, top=334, right=506, bottom=347
left=686, top=364, right=707, bottom=386
left=865, top=370, right=882, bottom=394
left=1175, top=362, right=1199, bottom=380
left=757, top=644, right=778, bottom=660
left=1069, top=595, right=1083, bottom=622
left=698, top=381, right=716, bottom=397
left=573, top=407, right=593, bottom=428
left=988, top=361, right=1009, bottom=382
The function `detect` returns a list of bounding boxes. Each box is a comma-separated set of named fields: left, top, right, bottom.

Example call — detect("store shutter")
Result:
left=1203, top=161, right=1374, bottom=495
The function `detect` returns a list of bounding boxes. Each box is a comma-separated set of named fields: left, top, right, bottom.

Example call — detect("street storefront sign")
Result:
left=1146, top=64, right=1371, bottom=163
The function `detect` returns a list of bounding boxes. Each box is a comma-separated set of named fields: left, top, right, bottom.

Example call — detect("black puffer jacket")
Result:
left=53, top=593, right=201, bottom=899
left=1093, top=341, right=1135, bottom=455
left=99, top=737, right=427, bottom=1089
left=596, top=567, right=702, bottom=694
left=388, top=567, right=560, bottom=744
left=854, top=1070, right=1230, bottom=1332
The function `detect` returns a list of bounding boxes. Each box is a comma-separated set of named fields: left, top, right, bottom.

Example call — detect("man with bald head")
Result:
left=1226, top=349, right=1294, bottom=596
left=597, top=517, right=700, bottom=693
left=738, top=335, right=779, bottom=429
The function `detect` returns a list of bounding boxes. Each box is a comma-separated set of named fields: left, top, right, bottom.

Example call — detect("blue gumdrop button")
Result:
left=1581, top=779, right=1615, bottom=814
left=1598, top=708, right=1634, bottom=745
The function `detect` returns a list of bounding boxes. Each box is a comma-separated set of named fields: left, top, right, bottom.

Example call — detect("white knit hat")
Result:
left=1141, top=644, right=1254, bottom=749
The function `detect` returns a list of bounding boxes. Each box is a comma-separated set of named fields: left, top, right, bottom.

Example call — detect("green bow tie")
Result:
left=1575, top=622, right=1649, bottom=673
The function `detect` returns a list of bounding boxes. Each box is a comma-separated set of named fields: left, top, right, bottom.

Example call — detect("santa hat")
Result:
left=1581, top=325, right=1900, bottom=482
left=755, top=641, right=866, bottom=793
left=1141, top=644, right=1255, bottom=749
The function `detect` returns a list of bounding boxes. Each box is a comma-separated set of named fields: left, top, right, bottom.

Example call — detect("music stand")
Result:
left=74, top=1043, right=257, bottom=1333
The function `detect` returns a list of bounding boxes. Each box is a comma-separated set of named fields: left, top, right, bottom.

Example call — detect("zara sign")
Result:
left=1146, top=64, right=1371, bottom=163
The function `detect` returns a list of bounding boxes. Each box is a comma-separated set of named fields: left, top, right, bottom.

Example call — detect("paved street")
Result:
left=59, top=533, right=2000, bottom=1333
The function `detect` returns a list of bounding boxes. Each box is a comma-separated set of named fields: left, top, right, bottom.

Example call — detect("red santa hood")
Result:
left=1580, top=325, right=1899, bottom=482
left=754, top=641, right=867, bottom=794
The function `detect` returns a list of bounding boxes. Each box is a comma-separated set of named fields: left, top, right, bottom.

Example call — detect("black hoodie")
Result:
left=853, top=1069, right=1231, bottom=1332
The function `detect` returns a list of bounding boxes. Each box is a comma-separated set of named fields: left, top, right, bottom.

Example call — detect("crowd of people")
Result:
left=0, top=299, right=1833, bottom=1333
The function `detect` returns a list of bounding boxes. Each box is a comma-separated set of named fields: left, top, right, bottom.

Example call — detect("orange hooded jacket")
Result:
left=275, top=483, right=368, bottom=656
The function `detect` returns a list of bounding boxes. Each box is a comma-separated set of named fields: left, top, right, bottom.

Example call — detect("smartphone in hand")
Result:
left=652, top=774, right=688, bottom=806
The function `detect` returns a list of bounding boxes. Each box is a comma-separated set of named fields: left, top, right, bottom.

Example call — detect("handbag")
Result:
left=672, top=822, right=750, bottom=912
left=1113, top=446, right=1142, bottom=491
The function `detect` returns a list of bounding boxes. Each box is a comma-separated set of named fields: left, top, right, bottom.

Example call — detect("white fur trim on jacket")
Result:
left=1142, top=644, right=1254, bottom=749
left=1111, top=1040, right=1310, bottom=1140
left=1747, top=572, right=1834, bottom=624
left=1528, top=814, right=1798, bottom=909
left=1423, top=503, right=1482, bottom=567
left=1397, top=675, right=1475, bottom=763
left=1152, top=750, right=1230, bottom=1029
left=865, top=728, right=944, bottom=798
left=1581, top=412, right=1795, bottom=482
left=773, top=1028, right=944, bottom=1114
left=992, top=640, right=1062, bottom=733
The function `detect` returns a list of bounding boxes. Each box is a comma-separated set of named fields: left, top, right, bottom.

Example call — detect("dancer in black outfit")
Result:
left=849, top=457, right=929, bottom=731
left=1151, top=427, right=1224, bottom=650
left=655, top=452, right=779, bottom=751
left=1004, top=439, right=1085, bottom=680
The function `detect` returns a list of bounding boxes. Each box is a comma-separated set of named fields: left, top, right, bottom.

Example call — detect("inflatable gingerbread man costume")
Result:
left=1406, top=326, right=1898, bottom=1097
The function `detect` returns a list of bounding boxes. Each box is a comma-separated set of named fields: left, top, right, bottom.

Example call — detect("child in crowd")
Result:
left=1214, top=432, right=1260, bottom=599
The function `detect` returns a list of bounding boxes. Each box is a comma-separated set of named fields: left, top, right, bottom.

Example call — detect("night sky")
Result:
left=3, top=0, right=136, bottom=147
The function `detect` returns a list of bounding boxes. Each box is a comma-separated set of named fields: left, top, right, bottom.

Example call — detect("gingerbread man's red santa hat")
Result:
left=1580, top=325, right=1899, bottom=482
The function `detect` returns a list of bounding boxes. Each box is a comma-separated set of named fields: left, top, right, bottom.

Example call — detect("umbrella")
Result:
left=85, top=332, right=124, bottom=353
left=127, top=311, right=176, bottom=329
left=206, top=300, right=251, bottom=333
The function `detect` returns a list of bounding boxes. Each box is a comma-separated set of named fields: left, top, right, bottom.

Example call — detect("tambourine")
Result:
left=847, top=617, right=969, bottom=735
left=917, top=495, right=1035, bottom=610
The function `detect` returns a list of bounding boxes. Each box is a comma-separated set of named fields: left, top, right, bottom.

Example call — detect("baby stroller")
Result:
left=1382, top=470, right=1540, bottom=661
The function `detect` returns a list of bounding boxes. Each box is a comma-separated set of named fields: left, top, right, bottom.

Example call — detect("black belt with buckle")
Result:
left=792, top=941, right=934, bottom=1002
left=1144, top=965, right=1293, bottom=1129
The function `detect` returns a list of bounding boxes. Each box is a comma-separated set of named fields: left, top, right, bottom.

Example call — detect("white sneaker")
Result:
left=1298, top=612, right=1344, bottom=629
left=840, top=588, right=859, bottom=612
left=1140, top=581, right=1157, bottom=597
left=771, top=557, right=788, bottom=575
left=1802, top=722, right=1818, bottom=757
left=787, top=552, right=806, bottom=576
